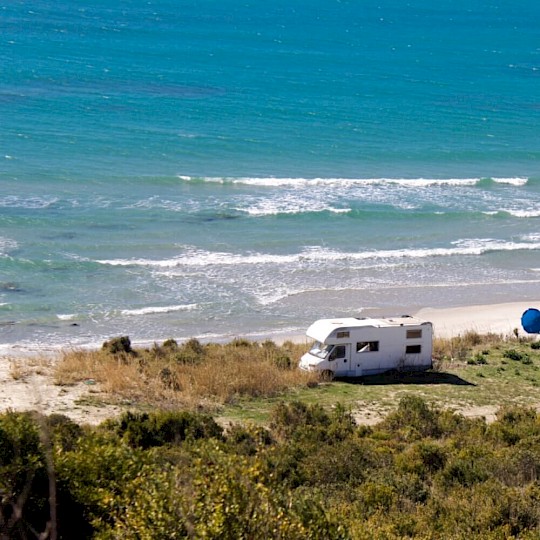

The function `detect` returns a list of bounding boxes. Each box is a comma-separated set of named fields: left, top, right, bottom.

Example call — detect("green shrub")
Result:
left=101, top=445, right=346, bottom=539
left=162, top=338, right=178, bottom=350
left=503, top=349, right=529, bottom=362
left=0, top=411, right=50, bottom=539
left=102, top=335, right=133, bottom=355
left=55, top=433, right=151, bottom=538
left=357, top=481, right=397, bottom=514
left=113, top=410, right=223, bottom=449
left=467, top=352, right=488, bottom=365
left=45, top=413, right=84, bottom=452
left=270, top=401, right=331, bottom=441
left=382, top=395, right=442, bottom=440
left=299, top=439, right=374, bottom=486
left=395, top=441, right=447, bottom=477
left=230, top=337, right=254, bottom=348
left=438, top=456, right=489, bottom=488
left=488, top=405, right=540, bottom=446
left=530, top=341, right=540, bottom=350
left=272, top=354, right=292, bottom=370
left=225, top=424, right=274, bottom=455
left=175, top=337, right=205, bottom=365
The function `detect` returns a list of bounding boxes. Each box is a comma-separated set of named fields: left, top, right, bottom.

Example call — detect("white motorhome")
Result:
left=299, top=316, right=432, bottom=378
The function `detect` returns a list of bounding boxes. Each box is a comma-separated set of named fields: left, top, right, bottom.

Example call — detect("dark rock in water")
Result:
left=1, top=282, right=22, bottom=292
left=70, top=323, right=79, bottom=327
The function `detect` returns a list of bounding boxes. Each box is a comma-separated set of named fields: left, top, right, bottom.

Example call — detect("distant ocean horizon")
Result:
left=1, top=1, right=539, bottom=352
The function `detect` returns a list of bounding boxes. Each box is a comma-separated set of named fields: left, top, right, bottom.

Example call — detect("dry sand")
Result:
left=0, top=300, right=538, bottom=425
left=0, top=355, right=121, bottom=425
left=415, top=301, right=539, bottom=338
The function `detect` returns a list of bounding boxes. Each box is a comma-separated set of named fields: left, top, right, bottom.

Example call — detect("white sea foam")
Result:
left=0, top=237, right=18, bottom=255
left=504, top=209, right=540, bottom=218
left=120, top=304, right=198, bottom=316
left=97, top=238, right=540, bottom=270
left=0, top=196, right=59, bottom=209
left=522, top=234, right=540, bottom=241
left=127, top=196, right=198, bottom=212
left=57, top=313, right=77, bottom=321
left=178, top=175, right=527, bottom=188
left=237, top=198, right=350, bottom=216
left=492, top=177, right=529, bottom=186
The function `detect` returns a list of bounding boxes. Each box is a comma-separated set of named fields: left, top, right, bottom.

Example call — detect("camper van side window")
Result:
left=336, top=331, right=350, bottom=339
left=406, top=345, right=422, bottom=354
left=329, top=345, right=346, bottom=360
left=356, top=341, right=379, bottom=353
left=406, top=329, right=422, bottom=339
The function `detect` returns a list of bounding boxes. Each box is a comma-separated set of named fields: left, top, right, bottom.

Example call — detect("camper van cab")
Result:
left=299, top=316, right=432, bottom=378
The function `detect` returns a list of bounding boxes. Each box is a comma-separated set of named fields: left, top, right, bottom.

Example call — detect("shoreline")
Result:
left=414, top=300, right=540, bottom=339
left=1, top=300, right=538, bottom=356
left=0, top=299, right=538, bottom=425
left=273, top=300, right=540, bottom=344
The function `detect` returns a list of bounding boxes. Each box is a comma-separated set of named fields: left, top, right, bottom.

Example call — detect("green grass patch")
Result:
left=219, top=339, right=540, bottom=425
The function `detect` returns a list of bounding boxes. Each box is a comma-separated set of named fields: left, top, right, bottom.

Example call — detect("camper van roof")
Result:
left=306, top=316, right=430, bottom=341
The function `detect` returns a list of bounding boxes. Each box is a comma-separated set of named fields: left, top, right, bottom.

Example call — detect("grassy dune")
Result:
left=54, top=332, right=540, bottom=425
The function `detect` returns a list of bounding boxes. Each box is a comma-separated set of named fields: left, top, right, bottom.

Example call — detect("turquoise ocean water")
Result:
left=1, top=1, right=540, bottom=351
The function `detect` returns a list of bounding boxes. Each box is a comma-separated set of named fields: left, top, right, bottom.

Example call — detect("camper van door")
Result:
left=328, top=343, right=350, bottom=375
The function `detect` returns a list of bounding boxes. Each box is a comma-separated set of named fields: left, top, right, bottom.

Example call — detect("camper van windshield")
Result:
left=309, top=342, right=333, bottom=359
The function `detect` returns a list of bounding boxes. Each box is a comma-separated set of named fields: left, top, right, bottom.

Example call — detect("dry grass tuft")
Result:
left=54, top=339, right=316, bottom=409
left=9, top=359, right=25, bottom=380
left=7, top=355, right=52, bottom=380
left=433, top=330, right=521, bottom=367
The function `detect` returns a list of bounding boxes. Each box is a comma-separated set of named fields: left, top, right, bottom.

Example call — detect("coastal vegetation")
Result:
left=2, top=332, right=540, bottom=538
left=54, top=336, right=313, bottom=411
left=54, top=332, right=540, bottom=424
left=2, top=396, right=540, bottom=538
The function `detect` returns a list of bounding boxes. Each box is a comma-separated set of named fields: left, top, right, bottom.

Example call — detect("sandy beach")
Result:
left=1, top=300, right=539, bottom=424
left=415, top=301, right=540, bottom=338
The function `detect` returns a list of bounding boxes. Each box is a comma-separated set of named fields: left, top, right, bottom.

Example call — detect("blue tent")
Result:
left=521, top=308, right=540, bottom=334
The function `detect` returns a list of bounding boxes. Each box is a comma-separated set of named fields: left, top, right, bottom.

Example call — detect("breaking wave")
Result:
left=120, top=304, right=199, bottom=316
left=178, top=175, right=529, bottom=188
left=96, top=238, right=540, bottom=269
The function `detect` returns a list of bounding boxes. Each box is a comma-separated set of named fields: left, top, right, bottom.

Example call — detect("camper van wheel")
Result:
left=320, top=370, right=334, bottom=381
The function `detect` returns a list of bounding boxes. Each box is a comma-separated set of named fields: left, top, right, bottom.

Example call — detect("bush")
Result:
left=113, top=410, right=223, bottom=449
left=467, top=353, right=488, bottom=365
left=438, top=456, right=489, bottom=488
left=270, top=401, right=331, bottom=440
left=230, top=338, right=254, bottom=348
left=162, top=338, right=178, bottom=350
left=382, top=395, right=442, bottom=440
left=272, top=354, right=292, bottom=370
left=55, top=433, right=151, bottom=538
left=102, top=336, right=133, bottom=355
left=45, top=413, right=84, bottom=452
left=488, top=406, right=540, bottom=446
left=395, top=441, right=447, bottom=477
left=0, top=411, right=50, bottom=539
left=225, top=424, right=274, bottom=456
left=101, top=445, right=346, bottom=539
left=175, top=338, right=205, bottom=365
left=503, top=349, right=529, bottom=363
left=300, top=438, right=373, bottom=486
